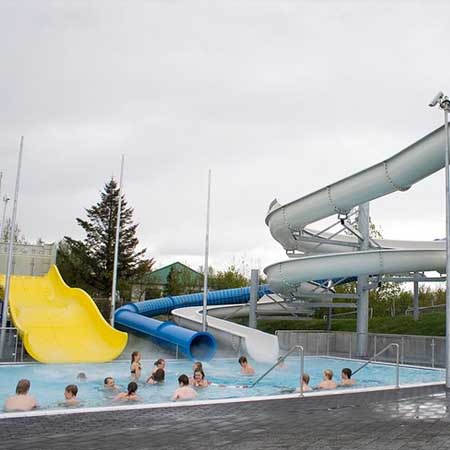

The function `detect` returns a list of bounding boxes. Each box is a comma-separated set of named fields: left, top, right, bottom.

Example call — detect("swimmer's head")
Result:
left=193, top=361, right=203, bottom=372
left=127, top=382, right=138, bottom=395
left=154, top=358, right=165, bottom=369
left=194, top=369, right=205, bottom=381
left=64, top=384, right=78, bottom=399
left=342, top=368, right=352, bottom=379
left=178, top=374, right=189, bottom=386
left=15, top=379, right=30, bottom=395
left=131, top=351, right=141, bottom=363
left=152, top=368, right=165, bottom=383
left=104, top=377, right=115, bottom=387
left=324, top=369, right=333, bottom=380
left=238, top=356, right=248, bottom=366
left=302, top=373, right=310, bottom=385
left=77, top=372, right=87, bottom=381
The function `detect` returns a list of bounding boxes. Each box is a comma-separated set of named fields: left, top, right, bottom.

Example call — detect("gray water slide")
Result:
left=265, top=125, right=447, bottom=296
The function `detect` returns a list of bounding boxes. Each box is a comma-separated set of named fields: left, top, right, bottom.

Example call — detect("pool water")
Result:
left=0, top=357, right=444, bottom=412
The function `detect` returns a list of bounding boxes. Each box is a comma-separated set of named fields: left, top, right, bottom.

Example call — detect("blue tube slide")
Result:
left=115, top=285, right=272, bottom=361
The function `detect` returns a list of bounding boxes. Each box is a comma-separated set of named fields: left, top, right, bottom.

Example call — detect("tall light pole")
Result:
left=202, top=169, right=212, bottom=332
left=429, top=91, right=450, bottom=388
left=110, top=155, right=125, bottom=327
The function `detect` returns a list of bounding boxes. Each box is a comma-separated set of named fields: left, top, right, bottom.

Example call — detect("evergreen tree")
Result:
left=165, top=267, right=186, bottom=296
left=59, top=178, right=154, bottom=297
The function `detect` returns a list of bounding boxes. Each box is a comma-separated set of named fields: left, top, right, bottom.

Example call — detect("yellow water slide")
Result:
left=0, top=265, right=128, bottom=363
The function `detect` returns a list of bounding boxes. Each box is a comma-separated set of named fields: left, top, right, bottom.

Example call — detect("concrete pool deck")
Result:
left=1, top=384, right=450, bottom=450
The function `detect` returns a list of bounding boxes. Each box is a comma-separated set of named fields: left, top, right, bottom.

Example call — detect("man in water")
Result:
left=340, top=368, right=356, bottom=386
left=238, top=356, right=255, bottom=375
left=172, top=374, right=197, bottom=401
left=104, top=377, right=119, bottom=390
left=4, top=379, right=38, bottom=412
left=317, top=369, right=337, bottom=390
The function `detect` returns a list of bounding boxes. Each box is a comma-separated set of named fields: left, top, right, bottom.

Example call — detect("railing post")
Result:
left=175, top=345, right=179, bottom=360
left=326, top=333, right=330, bottom=356
left=431, top=338, right=435, bottom=368
left=374, top=335, right=377, bottom=360
left=400, top=337, right=404, bottom=364
left=13, top=330, right=18, bottom=363
left=393, top=343, right=400, bottom=388
left=299, top=345, right=304, bottom=397
left=349, top=333, right=352, bottom=359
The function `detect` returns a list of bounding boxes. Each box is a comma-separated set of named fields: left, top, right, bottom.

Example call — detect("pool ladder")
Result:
left=352, top=342, right=400, bottom=388
left=250, top=345, right=306, bottom=396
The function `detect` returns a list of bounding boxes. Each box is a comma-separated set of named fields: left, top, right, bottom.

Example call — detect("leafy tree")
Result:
left=1, top=219, right=27, bottom=244
left=58, top=178, right=154, bottom=298
left=210, top=265, right=249, bottom=290
left=165, top=267, right=186, bottom=296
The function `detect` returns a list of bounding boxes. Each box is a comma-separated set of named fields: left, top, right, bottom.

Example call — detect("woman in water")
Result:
left=114, top=382, right=139, bottom=401
left=130, top=351, right=142, bottom=379
left=146, top=368, right=165, bottom=384
left=192, top=369, right=209, bottom=388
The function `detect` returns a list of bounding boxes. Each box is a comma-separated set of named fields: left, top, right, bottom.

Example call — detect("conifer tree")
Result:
left=59, top=178, right=154, bottom=297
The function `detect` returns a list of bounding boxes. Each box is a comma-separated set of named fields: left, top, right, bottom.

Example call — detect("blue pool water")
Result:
left=0, top=357, right=444, bottom=412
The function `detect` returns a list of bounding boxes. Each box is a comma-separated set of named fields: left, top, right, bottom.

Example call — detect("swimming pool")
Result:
left=0, top=357, right=444, bottom=413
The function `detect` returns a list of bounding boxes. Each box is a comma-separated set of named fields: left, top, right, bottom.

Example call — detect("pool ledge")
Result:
left=0, top=381, right=444, bottom=420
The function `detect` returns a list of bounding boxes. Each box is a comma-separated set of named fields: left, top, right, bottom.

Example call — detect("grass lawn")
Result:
left=256, top=313, right=446, bottom=336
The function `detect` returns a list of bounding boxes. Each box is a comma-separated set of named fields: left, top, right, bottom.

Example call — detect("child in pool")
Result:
left=238, top=356, right=255, bottom=375
left=115, top=382, right=139, bottom=401
left=130, top=351, right=142, bottom=380
left=172, top=375, right=197, bottom=401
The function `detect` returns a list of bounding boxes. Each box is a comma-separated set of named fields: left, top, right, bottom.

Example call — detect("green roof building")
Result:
left=131, top=262, right=203, bottom=301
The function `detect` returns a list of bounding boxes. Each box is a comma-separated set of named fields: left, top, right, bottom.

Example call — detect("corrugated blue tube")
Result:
left=115, top=285, right=272, bottom=361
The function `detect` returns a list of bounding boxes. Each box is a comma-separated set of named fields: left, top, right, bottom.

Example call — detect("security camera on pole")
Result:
left=429, top=91, right=450, bottom=388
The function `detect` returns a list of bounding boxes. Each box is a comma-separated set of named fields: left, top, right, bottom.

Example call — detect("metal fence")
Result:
left=276, top=330, right=445, bottom=368
left=0, top=327, right=24, bottom=363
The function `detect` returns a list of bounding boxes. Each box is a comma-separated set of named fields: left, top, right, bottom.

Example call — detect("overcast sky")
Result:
left=1, top=1, right=450, bottom=275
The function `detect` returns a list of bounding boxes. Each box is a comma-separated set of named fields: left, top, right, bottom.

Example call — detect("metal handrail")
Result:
left=250, top=345, right=305, bottom=396
left=352, top=343, right=400, bottom=388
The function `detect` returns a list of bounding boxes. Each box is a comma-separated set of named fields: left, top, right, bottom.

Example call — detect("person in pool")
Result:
left=238, top=356, right=255, bottom=375
left=189, top=361, right=203, bottom=384
left=340, top=368, right=356, bottom=386
left=4, top=379, right=38, bottom=412
left=76, top=372, right=87, bottom=381
left=317, top=369, right=337, bottom=390
left=151, top=358, right=166, bottom=375
left=172, top=375, right=197, bottom=401
left=104, top=377, right=119, bottom=391
left=146, top=368, right=165, bottom=384
left=192, top=369, right=209, bottom=388
left=62, top=384, right=79, bottom=406
left=296, top=373, right=313, bottom=393
left=130, top=351, right=142, bottom=379
left=115, top=382, right=139, bottom=401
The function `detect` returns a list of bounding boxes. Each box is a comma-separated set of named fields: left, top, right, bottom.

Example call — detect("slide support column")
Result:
left=356, top=202, right=370, bottom=357
left=249, top=269, right=258, bottom=329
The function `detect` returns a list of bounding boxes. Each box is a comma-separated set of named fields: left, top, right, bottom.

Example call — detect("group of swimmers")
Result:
left=2, top=352, right=356, bottom=412
left=297, top=368, right=356, bottom=393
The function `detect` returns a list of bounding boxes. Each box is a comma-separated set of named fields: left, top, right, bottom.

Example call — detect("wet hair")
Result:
left=76, top=372, right=87, bottom=380
left=131, top=351, right=140, bottom=364
left=194, top=369, right=205, bottom=380
left=154, top=358, right=165, bottom=367
left=193, top=361, right=203, bottom=371
left=178, top=374, right=189, bottom=386
left=127, top=382, right=138, bottom=395
left=15, top=379, right=30, bottom=395
left=65, top=384, right=78, bottom=397
left=238, top=356, right=248, bottom=365
left=324, top=369, right=333, bottom=380
left=302, top=373, right=310, bottom=385
left=104, top=377, right=113, bottom=385
left=342, top=368, right=352, bottom=379
left=152, top=368, right=165, bottom=383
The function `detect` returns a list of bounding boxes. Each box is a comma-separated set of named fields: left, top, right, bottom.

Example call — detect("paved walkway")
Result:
left=1, top=385, right=449, bottom=450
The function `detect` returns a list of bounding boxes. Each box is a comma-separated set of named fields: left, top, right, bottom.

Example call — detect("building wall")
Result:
left=0, top=243, right=57, bottom=276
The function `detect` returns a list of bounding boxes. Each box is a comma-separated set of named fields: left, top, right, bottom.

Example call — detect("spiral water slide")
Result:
left=264, top=125, right=447, bottom=296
